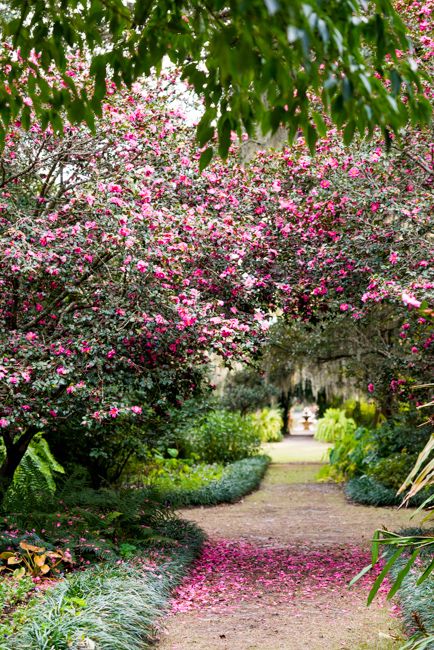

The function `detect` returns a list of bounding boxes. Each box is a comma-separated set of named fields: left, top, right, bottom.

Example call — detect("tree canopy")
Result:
left=0, top=0, right=432, bottom=158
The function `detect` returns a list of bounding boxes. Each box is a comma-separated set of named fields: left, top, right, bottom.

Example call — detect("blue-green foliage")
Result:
left=345, top=476, right=434, bottom=507
left=384, top=529, right=434, bottom=649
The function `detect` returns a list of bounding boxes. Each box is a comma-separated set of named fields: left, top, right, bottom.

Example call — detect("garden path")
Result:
left=158, top=438, right=423, bottom=650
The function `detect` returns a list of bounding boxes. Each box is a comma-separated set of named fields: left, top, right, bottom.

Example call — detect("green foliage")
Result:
left=319, top=426, right=373, bottom=481
left=370, top=416, right=432, bottom=459
left=368, top=453, right=417, bottom=491
left=0, top=0, right=430, bottom=158
left=314, top=408, right=357, bottom=443
left=0, top=575, right=36, bottom=641
left=139, top=453, right=223, bottom=492
left=160, top=456, right=270, bottom=507
left=345, top=476, right=434, bottom=508
left=183, top=410, right=261, bottom=463
left=1, top=436, right=64, bottom=511
left=1, top=480, right=179, bottom=567
left=221, top=370, right=279, bottom=414
left=251, top=408, right=283, bottom=442
left=343, top=399, right=378, bottom=428
left=3, top=519, right=205, bottom=650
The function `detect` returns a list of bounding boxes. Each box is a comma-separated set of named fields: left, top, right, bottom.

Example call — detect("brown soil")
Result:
left=158, top=458, right=423, bottom=650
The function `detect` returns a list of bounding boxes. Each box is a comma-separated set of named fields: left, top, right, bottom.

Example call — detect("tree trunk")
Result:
left=0, top=428, right=36, bottom=507
left=280, top=389, right=292, bottom=437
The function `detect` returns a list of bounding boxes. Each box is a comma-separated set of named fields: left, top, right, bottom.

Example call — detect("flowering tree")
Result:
left=0, top=73, right=280, bottom=500
left=0, top=1, right=433, bottom=502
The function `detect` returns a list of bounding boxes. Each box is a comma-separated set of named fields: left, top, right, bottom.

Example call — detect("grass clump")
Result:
left=160, top=455, right=270, bottom=507
left=2, top=519, right=204, bottom=650
left=345, top=476, right=433, bottom=508
left=383, top=529, right=434, bottom=649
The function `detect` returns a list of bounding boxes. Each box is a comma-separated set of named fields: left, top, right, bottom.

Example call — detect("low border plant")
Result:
left=159, top=455, right=270, bottom=507
left=344, top=476, right=434, bottom=508
left=2, top=519, right=205, bottom=650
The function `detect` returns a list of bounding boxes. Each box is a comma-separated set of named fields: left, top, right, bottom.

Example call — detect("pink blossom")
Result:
left=389, top=252, right=398, bottom=264
left=339, top=303, right=349, bottom=312
left=109, top=407, right=119, bottom=418
left=348, top=167, right=360, bottom=178
left=137, top=260, right=148, bottom=272
left=367, top=383, right=375, bottom=393
left=0, top=418, right=9, bottom=428
left=402, top=292, right=421, bottom=309
left=131, top=406, right=142, bottom=414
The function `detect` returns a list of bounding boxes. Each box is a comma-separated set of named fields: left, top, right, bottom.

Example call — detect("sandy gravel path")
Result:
left=158, top=441, right=422, bottom=650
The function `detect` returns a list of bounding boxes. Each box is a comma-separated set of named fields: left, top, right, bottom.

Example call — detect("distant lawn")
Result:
left=262, top=438, right=332, bottom=464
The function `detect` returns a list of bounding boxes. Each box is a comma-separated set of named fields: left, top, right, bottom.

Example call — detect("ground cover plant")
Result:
left=1, top=518, right=205, bottom=650
left=158, top=456, right=271, bottom=507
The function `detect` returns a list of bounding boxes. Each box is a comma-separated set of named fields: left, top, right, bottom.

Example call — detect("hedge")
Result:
left=160, top=455, right=271, bottom=507
left=344, top=476, right=434, bottom=508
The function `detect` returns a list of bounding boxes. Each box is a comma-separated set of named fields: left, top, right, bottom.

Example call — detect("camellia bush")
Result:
left=0, top=0, right=432, bottom=504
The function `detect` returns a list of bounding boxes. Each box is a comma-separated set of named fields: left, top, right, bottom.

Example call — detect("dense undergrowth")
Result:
left=345, top=476, right=434, bottom=508
left=1, top=519, right=205, bottom=650
left=383, top=529, right=434, bottom=650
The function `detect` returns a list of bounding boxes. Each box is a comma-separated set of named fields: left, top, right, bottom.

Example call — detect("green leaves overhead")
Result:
left=0, top=0, right=431, bottom=159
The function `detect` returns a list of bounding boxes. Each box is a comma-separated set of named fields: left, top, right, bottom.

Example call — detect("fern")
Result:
left=1, top=435, right=64, bottom=511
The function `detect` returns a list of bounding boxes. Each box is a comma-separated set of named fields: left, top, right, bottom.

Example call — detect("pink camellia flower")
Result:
left=367, top=383, right=375, bottom=393
left=107, top=349, right=116, bottom=359
left=402, top=292, right=421, bottom=309
left=109, top=407, right=119, bottom=418
left=0, top=418, right=9, bottom=428
left=340, top=303, right=349, bottom=311
left=389, top=252, right=398, bottom=264
left=56, top=366, right=67, bottom=375
left=320, top=179, right=331, bottom=188
left=131, top=406, right=142, bottom=414
left=411, top=346, right=419, bottom=354
left=370, top=202, right=380, bottom=212
left=107, top=183, right=122, bottom=193
left=136, top=260, right=148, bottom=272
left=348, top=167, right=360, bottom=178
left=25, top=331, right=38, bottom=341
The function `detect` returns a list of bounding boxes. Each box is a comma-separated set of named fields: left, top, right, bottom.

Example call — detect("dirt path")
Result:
left=158, top=440, right=423, bottom=650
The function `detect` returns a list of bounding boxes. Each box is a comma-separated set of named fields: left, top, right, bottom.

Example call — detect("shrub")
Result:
left=314, top=408, right=357, bottom=443
left=343, top=399, right=378, bottom=428
left=367, top=453, right=417, bottom=491
left=161, top=455, right=271, bottom=507
left=320, top=426, right=373, bottom=481
left=370, top=416, right=432, bottom=459
left=251, top=408, right=283, bottom=442
left=137, top=454, right=223, bottom=492
left=183, top=410, right=261, bottom=463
